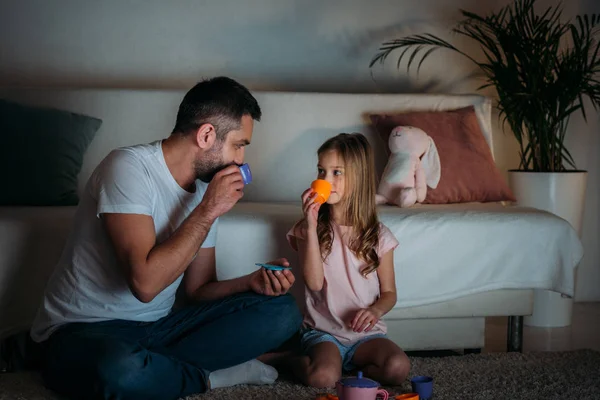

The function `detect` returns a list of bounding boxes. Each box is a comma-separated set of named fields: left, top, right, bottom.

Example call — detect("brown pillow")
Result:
left=370, top=106, right=515, bottom=204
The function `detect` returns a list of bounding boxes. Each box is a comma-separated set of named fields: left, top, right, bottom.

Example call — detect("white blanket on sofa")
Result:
left=378, top=203, right=583, bottom=308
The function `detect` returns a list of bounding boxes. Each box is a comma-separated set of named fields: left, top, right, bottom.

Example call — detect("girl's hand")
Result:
left=301, top=188, right=321, bottom=230
left=350, top=307, right=383, bottom=332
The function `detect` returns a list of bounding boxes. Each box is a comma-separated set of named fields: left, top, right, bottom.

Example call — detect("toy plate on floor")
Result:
left=314, top=394, right=338, bottom=400
left=395, top=394, right=419, bottom=400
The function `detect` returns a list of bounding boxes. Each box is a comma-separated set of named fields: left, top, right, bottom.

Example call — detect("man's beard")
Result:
left=193, top=146, right=229, bottom=183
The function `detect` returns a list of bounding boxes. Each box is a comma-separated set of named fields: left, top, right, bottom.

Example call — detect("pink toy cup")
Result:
left=335, top=372, right=389, bottom=400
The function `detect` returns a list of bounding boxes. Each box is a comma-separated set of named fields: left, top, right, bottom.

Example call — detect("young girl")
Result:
left=287, top=133, right=410, bottom=388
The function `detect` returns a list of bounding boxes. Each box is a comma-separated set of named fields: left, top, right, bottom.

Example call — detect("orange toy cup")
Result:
left=311, top=179, right=332, bottom=204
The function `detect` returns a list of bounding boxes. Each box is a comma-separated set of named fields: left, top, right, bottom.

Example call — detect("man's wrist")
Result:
left=196, top=201, right=218, bottom=225
left=242, top=272, right=254, bottom=292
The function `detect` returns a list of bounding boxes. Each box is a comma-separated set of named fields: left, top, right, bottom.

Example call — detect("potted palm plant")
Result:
left=370, top=0, right=599, bottom=327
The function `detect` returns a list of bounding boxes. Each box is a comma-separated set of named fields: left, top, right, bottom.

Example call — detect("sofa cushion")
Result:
left=370, top=106, right=515, bottom=204
left=0, top=99, right=102, bottom=206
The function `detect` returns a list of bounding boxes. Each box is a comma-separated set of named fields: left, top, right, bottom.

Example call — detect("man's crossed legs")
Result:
left=41, top=292, right=302, bottom=400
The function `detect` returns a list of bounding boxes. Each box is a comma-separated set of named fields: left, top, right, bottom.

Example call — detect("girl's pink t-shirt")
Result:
left=287, top=221, right=399, bottom=345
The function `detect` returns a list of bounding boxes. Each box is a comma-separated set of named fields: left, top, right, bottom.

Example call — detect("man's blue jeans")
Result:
left=40, top=292, right=302, bottom=400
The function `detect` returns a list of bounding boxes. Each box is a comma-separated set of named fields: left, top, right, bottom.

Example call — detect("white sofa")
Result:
left=0, top=88, right=584, bottom=352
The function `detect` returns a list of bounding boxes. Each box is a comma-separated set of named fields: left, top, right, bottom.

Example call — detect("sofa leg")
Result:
left=507, top=316, right=523, bottom=352
left=464, top=348, right=481, bottom=355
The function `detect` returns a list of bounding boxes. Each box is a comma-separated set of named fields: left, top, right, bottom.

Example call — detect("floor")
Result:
left=484, top=302, right=600, bottom=353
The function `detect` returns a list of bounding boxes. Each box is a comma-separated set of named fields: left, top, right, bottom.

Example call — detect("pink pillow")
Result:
left=370, top=106, right=515, bottom=204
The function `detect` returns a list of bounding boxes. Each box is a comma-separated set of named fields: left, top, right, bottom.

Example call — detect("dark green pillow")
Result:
left=0, top=99, right=102, bottom=206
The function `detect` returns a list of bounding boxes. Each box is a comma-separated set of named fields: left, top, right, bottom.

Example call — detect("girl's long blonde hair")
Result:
left=316, top=133, right=381, bottom=276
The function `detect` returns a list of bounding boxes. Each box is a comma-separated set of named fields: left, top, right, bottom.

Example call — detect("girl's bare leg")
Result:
left=350, top=338, right=410, bottom=385
left=291, top=341, right=343, bottom=388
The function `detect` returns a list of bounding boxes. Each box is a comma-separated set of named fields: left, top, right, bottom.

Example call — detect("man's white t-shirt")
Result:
left=30, top=140, right=218, bottom=343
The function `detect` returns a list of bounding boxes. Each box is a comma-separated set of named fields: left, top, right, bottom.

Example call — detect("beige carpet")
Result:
left=1, top=350, right=599, bottom=400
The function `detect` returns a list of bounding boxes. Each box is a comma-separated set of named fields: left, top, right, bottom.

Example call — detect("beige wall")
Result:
left=0, top=0, right=598, bottom=301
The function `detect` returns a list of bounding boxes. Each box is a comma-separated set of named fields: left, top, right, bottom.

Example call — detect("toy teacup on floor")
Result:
left=410, top=376, right=433, bottom=399
left=335, top=371, right=389, bottom=400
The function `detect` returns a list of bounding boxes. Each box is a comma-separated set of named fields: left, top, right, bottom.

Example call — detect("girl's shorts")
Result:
left=299, top=327, right=387, bottom=372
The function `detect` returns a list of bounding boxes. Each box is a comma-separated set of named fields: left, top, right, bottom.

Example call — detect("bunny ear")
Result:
left=422, top=137, right=441, bottom=189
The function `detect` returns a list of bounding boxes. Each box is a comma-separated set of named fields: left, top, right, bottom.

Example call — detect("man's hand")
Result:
left=349, top=307, right=383, bottom=333
left=200, top=165, right=244, bottom=219
left=249, top=258, right=296, bottom=296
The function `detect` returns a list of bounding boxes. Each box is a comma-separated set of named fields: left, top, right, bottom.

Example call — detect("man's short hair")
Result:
left=172, top=76, right=261, bottom=140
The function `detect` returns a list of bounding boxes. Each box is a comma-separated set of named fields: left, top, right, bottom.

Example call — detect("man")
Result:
left=28, top=77, right=303, bottom=400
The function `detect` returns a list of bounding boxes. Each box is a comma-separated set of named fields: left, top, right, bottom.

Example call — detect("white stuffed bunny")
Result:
left=376, top=126, right=441, bottom=207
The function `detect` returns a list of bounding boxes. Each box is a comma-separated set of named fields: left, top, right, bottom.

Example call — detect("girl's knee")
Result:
left=306, top=363, right=341, bottom=388
left=382, top=353, right=410, bottom=384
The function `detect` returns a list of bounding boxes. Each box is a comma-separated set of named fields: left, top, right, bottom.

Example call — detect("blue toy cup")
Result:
left=410, top=376, right=433, bottom=399
left=239, top=163, right=252, bottom=185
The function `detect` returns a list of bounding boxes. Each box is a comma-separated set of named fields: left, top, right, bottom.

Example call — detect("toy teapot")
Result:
left=335, top=371, right=389, bottom=400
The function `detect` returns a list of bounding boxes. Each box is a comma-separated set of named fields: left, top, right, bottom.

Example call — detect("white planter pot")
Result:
left=508, top=171, right=588, bottom=328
